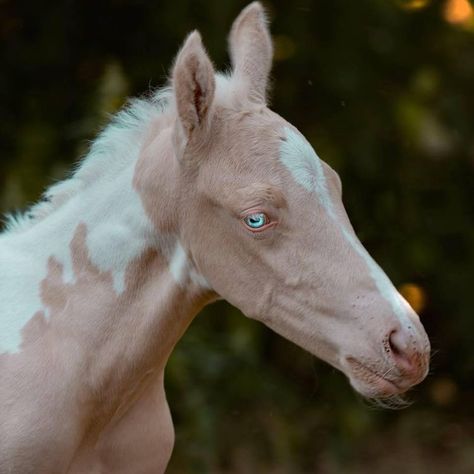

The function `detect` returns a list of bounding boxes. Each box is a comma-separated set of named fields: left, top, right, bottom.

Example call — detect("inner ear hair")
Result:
left=172, top=31, right=216, bottom=137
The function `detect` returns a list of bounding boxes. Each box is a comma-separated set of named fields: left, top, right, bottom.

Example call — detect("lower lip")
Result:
left=345, top=359, right=403, bottom=397
left=370, top=373, right=401, bottom=395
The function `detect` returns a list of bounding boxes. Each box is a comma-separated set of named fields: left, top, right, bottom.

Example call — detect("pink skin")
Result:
left=0, top=3, right=430, bottom=473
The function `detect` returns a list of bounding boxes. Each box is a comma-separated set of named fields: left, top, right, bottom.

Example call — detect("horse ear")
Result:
left=172, top=31, right=216, bottom=138
left=229, top=2, right=273, bottom=104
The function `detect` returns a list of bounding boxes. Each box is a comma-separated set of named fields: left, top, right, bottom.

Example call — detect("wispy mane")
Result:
left=3, top=87, right=174, bottom=235
left=2, top=72, right=237, bottom=236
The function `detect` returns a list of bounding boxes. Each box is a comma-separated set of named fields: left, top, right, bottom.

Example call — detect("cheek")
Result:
left=190, top=226, right=266, bottom=303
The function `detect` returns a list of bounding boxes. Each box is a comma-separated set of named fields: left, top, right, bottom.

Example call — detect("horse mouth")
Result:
left=344, top=357, right=404, bottom=398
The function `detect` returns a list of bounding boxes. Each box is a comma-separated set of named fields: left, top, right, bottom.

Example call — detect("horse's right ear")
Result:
left=172, top=31, right=216, bottom=141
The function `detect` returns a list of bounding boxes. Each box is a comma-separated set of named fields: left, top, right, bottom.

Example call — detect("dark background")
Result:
left=1, top=0, right=473, bottom=472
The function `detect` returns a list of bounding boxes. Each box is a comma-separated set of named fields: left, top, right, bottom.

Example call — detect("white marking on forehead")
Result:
left=279, top=126, right=411, bottom=327
left=280, top=127, right=336, bottom=218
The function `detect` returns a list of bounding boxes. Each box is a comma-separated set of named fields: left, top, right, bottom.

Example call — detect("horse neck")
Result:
left=1, top=121, right=211, bottom=419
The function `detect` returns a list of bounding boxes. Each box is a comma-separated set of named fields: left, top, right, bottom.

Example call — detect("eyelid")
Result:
left=240, top=207, right=269, bottom=220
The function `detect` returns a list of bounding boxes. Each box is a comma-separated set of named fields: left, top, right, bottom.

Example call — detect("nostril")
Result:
left=383, top=325, right=430, bottom=387
left=388, top=330, right=404, bottom=356
left=388, top=329, right=416, bottom=373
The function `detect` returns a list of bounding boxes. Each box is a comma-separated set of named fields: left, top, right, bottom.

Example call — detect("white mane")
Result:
left=2, top=72, right=237, bottom=236
left=3, top=87, right=174, bottom=235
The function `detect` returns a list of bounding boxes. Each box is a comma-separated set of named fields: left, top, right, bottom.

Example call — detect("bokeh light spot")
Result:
left=444, top=0, right=474, bottom=25
left=396, top=0, right=431, bottom=10
left=430, top=377, right=458, bottom=406
left=398, top=283, right=427, bottom=314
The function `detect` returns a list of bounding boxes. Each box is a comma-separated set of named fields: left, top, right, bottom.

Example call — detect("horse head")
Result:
left=138, top=2, right=431, bottom=400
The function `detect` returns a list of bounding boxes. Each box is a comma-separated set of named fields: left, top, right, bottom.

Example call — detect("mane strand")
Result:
left=3, top=87, right=174, bottom=235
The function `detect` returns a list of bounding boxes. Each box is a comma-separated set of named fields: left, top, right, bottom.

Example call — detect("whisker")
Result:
left=365, top=393, right=412, bottom=410
left=382, top=367, right=396, bottom=378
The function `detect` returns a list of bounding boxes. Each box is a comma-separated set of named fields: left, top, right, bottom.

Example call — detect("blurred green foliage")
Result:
left=1, top=0, right=473, bottom=472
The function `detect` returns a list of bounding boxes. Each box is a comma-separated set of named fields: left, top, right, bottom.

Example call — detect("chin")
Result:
left=340, top=357, right=416, bottom=406
left=349, top=375, right=403, bottom=398
left=346, top=375, right=413, bottom=409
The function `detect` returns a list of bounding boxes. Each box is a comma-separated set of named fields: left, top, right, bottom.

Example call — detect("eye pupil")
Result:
left=244, top=212, right=267, bottom=229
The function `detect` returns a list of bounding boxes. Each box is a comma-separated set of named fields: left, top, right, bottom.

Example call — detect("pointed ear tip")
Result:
left=245, top=1, right=265, bottom=13
left=246, top=2, right=268, bottom=20
left=173, top=30, right=215, bottom=87
left=174, top=30, right=208, bottom=69
left=184, top=30, right=203, bottom=48
left=231, top=2, right=269, bottom=36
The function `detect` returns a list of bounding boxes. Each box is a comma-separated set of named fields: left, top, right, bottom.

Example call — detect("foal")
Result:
left=0, top=3, right=430, bottom=473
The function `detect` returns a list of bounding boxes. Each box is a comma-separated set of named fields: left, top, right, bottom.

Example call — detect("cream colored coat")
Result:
left=0, top=3, right=430, bottom=473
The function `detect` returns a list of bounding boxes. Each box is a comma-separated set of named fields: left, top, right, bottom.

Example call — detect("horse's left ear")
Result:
left=229, top=2, right=273, bottom=104
left=172, top=31, right=216, bottom=140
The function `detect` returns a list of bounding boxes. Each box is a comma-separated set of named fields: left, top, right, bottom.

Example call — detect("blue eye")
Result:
left=243, top=212, right=269, bottom=230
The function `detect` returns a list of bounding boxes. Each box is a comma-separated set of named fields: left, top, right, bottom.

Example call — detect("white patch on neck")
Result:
left=280, top=126, right=411, bottom=327
left=189, top=268, right=211, bottom=289
left=170, top=242, right=188, bottom=284
left=84, top=164, right=155, bottom=294
left=0, top=163, right=155, bottom=354
left=169, top=241, right=211, bottom=289
left=0, top=89, right=180, bottom=354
